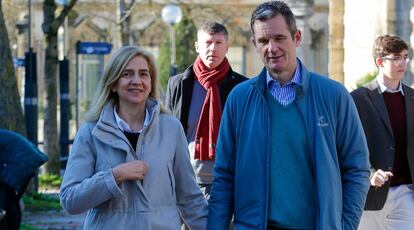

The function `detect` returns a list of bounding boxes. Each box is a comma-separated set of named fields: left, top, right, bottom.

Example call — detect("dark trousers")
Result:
left=267, top=225, right=313, bottom=230
left=267, top=227, right=291, bottom=230
left=267, top=227, right=292, bottom=230
left=0, top=184, right=21, bottom=230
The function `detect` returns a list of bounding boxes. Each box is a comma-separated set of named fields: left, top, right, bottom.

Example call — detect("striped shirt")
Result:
left=266, top=59, right=302, bottom=106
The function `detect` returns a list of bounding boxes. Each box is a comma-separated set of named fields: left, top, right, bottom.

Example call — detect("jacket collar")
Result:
left=365, top=79, right=414, bottom=139
left=182, top=64, right=236, bottom=82
left=403, top=84, right=414, bottom=138
left=92, top=98, right=160, bottom=149
left=365, top=80, right=394, bottom=135
left=178, top=64, right=236, bottom=128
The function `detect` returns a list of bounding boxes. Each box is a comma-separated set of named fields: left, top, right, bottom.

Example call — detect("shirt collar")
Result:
left=266, top=59, right=302, bottom=87
left=376, top=77, right=404, bottom=95
left=113, top=106, right=151, bottom=133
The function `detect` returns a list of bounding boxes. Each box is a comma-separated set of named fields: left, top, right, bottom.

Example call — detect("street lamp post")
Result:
left=24, top=0, right=39, bottom=191
left=24, top=0, right=38, bottom=146
left=161, top=3, right=182, bottom=76
left=56, top=0, right=71, bottom=173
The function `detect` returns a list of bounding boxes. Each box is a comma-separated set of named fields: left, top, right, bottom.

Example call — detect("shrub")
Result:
left=38, top=173, right=62, bottom=189
left=356, top=70, right=378, bottom=88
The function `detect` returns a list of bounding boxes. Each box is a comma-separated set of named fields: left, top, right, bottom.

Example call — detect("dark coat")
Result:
left=351, top=80, right=414, bottom=210
left=0, top=129, right=48, bottom=192
left=165, top=64, right=247, bottom=133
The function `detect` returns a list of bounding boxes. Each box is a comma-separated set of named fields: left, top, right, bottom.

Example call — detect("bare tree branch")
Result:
left=117, top=0, right=136, bottom=24
left=52, top=0, right=77, bottom=32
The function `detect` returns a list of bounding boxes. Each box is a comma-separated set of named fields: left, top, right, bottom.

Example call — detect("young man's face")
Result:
left=195, top=31, right=229, bottom=69
left=378, top=49, right=409, bottom=82
left=251, top=14, right=301, bottom=83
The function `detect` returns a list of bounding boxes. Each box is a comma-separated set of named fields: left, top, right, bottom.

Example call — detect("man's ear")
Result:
left=376, top=57, right=383, bottom=67
left=251, top=36, right=257, bottom=48
left=194, top=41, right=199, bottom=54
left=294, top=30, right=302, bottom=47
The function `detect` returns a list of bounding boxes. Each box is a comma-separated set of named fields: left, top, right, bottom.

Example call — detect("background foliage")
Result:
left=158, top=13, right=197, bottom=91
left=356, top=70, right=378, bottom=88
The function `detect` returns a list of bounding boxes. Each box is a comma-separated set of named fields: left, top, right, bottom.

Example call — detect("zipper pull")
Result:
left=139, top=143, right=144, bottom=160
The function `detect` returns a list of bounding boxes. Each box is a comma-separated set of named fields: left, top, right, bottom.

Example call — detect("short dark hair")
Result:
left=250, top=1, right=297, bottom=39
left=372, top=34, right=409, bottom=61
left=198, top=21, right=228, bottom=40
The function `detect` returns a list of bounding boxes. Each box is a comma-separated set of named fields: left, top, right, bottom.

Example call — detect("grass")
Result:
left=20, top=223, right=42, bottom=230
left=21, top=174, right=64, bottom=229
left=22, top=173, right=62, bottom=212
left=23, top=192, right=61, bottom=212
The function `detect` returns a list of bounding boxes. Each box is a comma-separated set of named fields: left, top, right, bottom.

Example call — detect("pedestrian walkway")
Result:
left=22, top=210, right=85, bottom=230
left=21, top=190, right=85, bottom=230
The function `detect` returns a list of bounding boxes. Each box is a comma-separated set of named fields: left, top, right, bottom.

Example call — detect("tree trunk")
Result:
left=43, top=32, right=60, bottom=174
left=116, top=0, right=135, bottom=47
left=41, top=0, right=77, bottom=175
left=0, top=0, right=26, bottom=135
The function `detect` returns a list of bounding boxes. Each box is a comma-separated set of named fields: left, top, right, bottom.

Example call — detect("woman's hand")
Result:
left=112, top=160, right=149, bottom=184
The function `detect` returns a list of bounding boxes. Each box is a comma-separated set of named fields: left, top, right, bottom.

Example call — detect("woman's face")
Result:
left=112, top=55, right=151, bottom=109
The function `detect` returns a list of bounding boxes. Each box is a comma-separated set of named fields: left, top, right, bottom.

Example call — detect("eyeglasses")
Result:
left=382, top=56, right=411, bottom=65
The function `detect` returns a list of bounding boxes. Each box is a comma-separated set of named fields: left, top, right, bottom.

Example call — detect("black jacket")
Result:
left=351, top=80, right=414, bottom=210
left=165, top=64, right=247, bottom=133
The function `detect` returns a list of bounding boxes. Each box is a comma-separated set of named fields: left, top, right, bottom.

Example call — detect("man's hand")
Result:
left=112, top=160, right=149, bottom=184
left=0, top=209, right=5, bottom=220
left=370, top=169, right=393, bottom=187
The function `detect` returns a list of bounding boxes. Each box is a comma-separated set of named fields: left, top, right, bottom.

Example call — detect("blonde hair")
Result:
left=84, top=45, right=167, bottom=122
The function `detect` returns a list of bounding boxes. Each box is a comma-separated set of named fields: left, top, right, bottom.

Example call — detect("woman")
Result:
left=60, top=46, right=208, bottom=229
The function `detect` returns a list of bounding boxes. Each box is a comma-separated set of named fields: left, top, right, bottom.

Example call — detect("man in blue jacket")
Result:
left=207, top=1, right=370, bottom=230
left=0, top=129, right=48, bottom=230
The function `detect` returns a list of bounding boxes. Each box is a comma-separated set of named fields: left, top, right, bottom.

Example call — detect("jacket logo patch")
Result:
left=317, top=116, right=329, bottom=127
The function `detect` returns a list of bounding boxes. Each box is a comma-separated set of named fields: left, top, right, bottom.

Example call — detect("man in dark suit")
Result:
left=165, top=21, right=247, bottom=199
left=351, top=34, right=414, bottom=230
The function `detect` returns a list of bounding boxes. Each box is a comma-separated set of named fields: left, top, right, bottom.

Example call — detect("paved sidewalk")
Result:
left=21, top=190, right=85, bottom=229
left=22, top=210, right=85, bottom=230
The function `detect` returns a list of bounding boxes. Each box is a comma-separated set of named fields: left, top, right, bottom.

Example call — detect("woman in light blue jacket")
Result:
left=60, top=46, right=208, bottom=230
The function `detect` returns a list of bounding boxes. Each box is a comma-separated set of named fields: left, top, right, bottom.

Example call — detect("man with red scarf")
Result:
left=166, top=21, right=246, bottom=198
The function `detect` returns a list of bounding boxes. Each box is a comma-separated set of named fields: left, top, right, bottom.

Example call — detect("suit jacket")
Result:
left=351, top=79, right=414, bottom=210
left=165, top=64, right=247, bottom=133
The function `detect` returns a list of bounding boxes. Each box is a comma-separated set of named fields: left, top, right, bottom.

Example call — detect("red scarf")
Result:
left=193, top=56, right=230, bottom=160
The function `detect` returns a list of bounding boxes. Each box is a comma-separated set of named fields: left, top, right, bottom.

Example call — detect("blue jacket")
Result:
left=208, top=63, right=370, bottom=230
left=0, top=129, right=48, bottom=192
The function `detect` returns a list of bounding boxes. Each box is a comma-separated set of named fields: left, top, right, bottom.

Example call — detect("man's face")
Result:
left=378, top=49, right=409, bottom=82
left=252, top=15, right=301, bottom=83
left=195, top=31, right=229, bottom=69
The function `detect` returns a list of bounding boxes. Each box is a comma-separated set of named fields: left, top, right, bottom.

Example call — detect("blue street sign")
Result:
left=76, top=42, right=112, bottom=55
left=13, top=58, right=25, bottom=68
